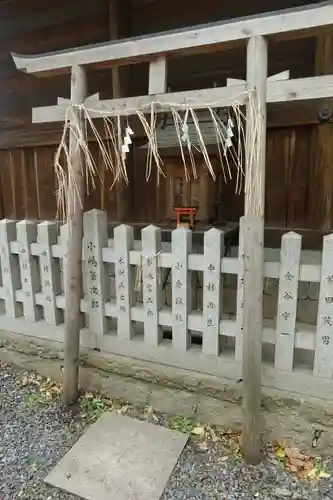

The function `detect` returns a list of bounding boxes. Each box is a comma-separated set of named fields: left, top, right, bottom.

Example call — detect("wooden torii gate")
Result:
left=12, top=1, right=333, bottom=464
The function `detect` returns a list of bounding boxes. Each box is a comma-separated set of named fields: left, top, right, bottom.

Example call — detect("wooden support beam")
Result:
left=11, top=2, right=333, bottom=76
left=241, top=35, right=267, bottom=465
left=63, top=65, right=87, bottom=406
left=0, top=100, right=323, bottom=150
left=108, top=0, right=127, bottom=222
left=310, top=29, right=333, bottom=230
left=227, top=70, right=290, bottom=87
left=109, top=0, right=121, bottom=99
left=31, top=74, right=333, bottom=123
left=267, top=70, right=290, bottom=82
left=149, top=56, right=167, bottom=95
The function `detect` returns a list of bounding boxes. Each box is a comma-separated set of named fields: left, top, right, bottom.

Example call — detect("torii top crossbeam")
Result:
left=11, top=1, right=333, bottom=123
left=12, top=1, right=333, bottom=76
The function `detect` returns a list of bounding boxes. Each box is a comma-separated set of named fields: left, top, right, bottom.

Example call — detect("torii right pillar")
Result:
left=241, top=35, right=267, bottom=465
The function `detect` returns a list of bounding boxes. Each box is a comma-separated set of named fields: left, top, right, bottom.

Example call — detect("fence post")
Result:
left=142, top=225, right=163, bottom=346
left=17, top=220, right=41, bottom=322
left=235, top=217, right=245, bottom=363
left=37, top=221, right=62, bottom=325
left=275, top=232, right=301, bottom=371
left=114, top=224, right=134, bottom=340
left=314, top=234, right=333, bottom=378
left=202, top=228, right=223, bottom=356
left=172, top=228, right=192, bottom=351
left=0, top=220, right=21, bottom=318
left=84, top=210, right=109, bottom=335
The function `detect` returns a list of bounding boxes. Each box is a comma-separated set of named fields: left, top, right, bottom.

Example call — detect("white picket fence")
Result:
left=0, top=209, right=333, bottom=401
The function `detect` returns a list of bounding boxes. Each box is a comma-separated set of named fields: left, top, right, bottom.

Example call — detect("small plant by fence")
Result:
left=0, top=209, right=332, bottom=400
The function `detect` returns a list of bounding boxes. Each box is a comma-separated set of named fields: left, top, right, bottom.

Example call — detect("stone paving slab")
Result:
left=45, top=412, right=188, bottom=500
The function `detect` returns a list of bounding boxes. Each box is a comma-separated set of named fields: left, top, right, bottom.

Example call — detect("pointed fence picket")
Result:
left=275, top=232, right=301, bottom=372
left=314, top=234, right=333, bottom=378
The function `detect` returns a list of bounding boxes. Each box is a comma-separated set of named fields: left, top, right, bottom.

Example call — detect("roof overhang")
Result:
left=11, top=1, right=333, bottom=77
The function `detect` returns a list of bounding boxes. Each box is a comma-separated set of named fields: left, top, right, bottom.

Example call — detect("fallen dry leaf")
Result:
left=275, top=447, right=285, bottom=460
left=271, top=441, right=329, bottom=482
left=285, top=457, right=305, bottom=471
left=116, top=405, right=130, bottom=415
left=318, top=471, right=331, bottom=479
left=191, top=425, right=205, bottom=437
left=303, top=459, right=316, bottom=472
left=197, top=441, right=209, bottom=452
left=229, top=439, right=240, bottom=454
left=307, top=465, right=331, bottom=481
left=144, top=405, right=159, bottom=423
left=285, top=447, right=305, bottom=460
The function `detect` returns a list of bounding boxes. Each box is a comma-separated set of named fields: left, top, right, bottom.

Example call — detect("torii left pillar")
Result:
left=63, top=65, right=87, bottom=405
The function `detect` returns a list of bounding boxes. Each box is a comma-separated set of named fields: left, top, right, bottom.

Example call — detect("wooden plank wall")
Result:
left=0, top=124, right=330, bottom=233
left=0, top=144, right=125, bottom=221
left=225, top=124, right=332, bottom=232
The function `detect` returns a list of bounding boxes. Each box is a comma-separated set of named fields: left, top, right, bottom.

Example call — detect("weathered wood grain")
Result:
left=242, top=35, right=267, bottom=465
left=63, top=65, right=87, bottom=405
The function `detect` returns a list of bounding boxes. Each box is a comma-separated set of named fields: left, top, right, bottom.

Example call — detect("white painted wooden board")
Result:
left=16, top=221, right=41, bottom=322
left=172, top=228, right=192, bottom=351
left=37, top=222, right=62, bottom=325
left=0, top=220, right=21, bottom=318
left=148, top=56, right=167, bottom=95
left=114, top=225, right=135, bottom=340
left=142, top=225, right=163, bottom=346
left=275, top=232, right=302, bottom=372
left=84, top=210, right=109, bottom=335
left=202, top=228, right=223, bottom=356
left=314, top=234, right=333, bottom=378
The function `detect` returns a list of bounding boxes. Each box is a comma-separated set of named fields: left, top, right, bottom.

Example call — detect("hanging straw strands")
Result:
left=244, top=90, right=265, bottom=217
left=54, top=89, right=261, bottom=221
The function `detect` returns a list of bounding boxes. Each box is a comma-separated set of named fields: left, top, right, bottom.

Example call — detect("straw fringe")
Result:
left=54, top=91, right=261, bottom=221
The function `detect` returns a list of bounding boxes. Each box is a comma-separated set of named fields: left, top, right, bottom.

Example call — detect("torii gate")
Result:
left=12, top=0, right=333, bottom=464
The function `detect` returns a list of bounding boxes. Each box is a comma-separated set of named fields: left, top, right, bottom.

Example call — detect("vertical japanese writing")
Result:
left=275, top=232, right=301, bottom=372
left=117, top=255, right=126, bottom=314
left=314, top=234, right=333, bottom=378
left=114, top=224, right=135, bottom=340
left=83, top=211, right=110, bottom=335
left=0, top=220, right=21, bottom=318
left=172, top=228, right=191, bottom=351
left=142, top=226, right=162, bottom=345
left=37, top=222, right=63, bottom=326
left=86, top=239, right=100, bottom=309
left=144, top=257, right=156, bottom=316
left=16, top=221, right=41, bottom=322
left=203, top=229, right=223, bottom=356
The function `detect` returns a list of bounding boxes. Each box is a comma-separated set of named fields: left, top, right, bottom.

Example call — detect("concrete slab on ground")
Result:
left=45, top=412, right=188, bottom=500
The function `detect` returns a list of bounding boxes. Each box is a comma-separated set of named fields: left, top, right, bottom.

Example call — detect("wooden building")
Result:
left=0, top=0, right=332, bottom=247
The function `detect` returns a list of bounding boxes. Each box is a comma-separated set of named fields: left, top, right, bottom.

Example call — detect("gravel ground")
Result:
left=162, top=443, right=333, bottom=500
left=1, top=363, right=333, bottom=500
